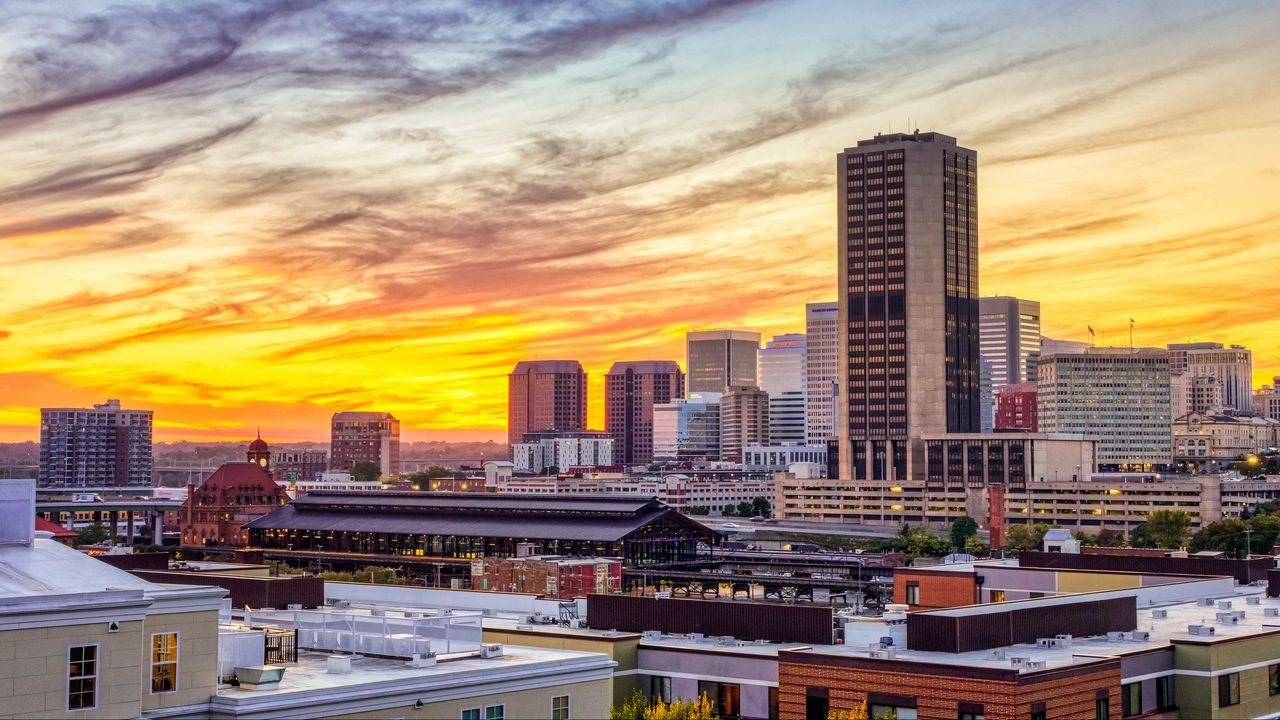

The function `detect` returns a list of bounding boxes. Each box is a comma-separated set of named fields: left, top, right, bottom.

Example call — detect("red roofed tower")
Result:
left=181, top=454, right=290, bottom=548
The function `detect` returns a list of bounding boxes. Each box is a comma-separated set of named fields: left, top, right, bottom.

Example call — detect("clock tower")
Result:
left=247, top=429, right=271, bottom=474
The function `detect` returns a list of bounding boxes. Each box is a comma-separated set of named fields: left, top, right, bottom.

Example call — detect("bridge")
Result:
left=35, top=500, right=184, bottom=545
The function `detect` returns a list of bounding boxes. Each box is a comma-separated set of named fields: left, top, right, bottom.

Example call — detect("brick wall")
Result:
left=777, top=653, right=1120, bottom=720
left=893, top=569, right=977, bottom=610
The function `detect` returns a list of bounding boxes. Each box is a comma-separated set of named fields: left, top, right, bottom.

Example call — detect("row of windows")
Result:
left=68, top=635, right=178, bottom=711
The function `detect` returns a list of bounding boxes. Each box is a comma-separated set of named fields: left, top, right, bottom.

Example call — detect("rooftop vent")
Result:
left=987, top=649, right=1007, bottom=660
left=1106, top=631, right=1123, bottom=642
left=1152, top=609, right=1168, bottom=619
left=716, top=636, right=736, bottom=646
left=1265, top=608, right=1280, bottom=618
left=1248, top=596, right=1262, bottom=606
left=326, top=655, right=352, bottom=674
left=1035, top=637, right=1068, bottom=649
left=1216, top=612, right=1241, bottom=625
left=689, top=633, right=705, bottom=642
left=1009, top=656, right=1031, bottom=667
left=1054, top=634, right=1073, bottom=646
left=479, top=644, right=503, bottom=659
left=1196, top=597, right=1215, bottom=607
left=1217, top=600, right=1233, bottom=611
left=641, top=630, right=662, bottom=641
left=868, top=648, right=896, bottom=659
left=1126, top=631, right=1151, bottom=641
left=1024, top=660, right=1048, bottom=671
left=1188, top=624, right=1216, bottom=636
left=0, top=480, right=36, bottom=547
left=405, top=652, right=437, bottom=668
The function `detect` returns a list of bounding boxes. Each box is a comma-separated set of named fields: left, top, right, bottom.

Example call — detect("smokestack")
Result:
left=0, top=479, right=37, bottom=546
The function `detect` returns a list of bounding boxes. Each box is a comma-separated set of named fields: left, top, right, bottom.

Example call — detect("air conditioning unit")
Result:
left=1265, top=608, right=1280, bottom=618
left=1217, top=600, right=1233, bottom=611
left=641, top=630, right=662, bottom=641
left=868, top=648, right=896, bottom=659
left=332, top=600, right=351, bottom=609
left=1151, top=609, right=1168, bottom=619
left=717, top=636, right=736, bottom=646
left=1216, top=612, right=1240, bottom=625
left=987, top=649, right=1007, bottom=660
left=1054, top=634, right=1073, bottom=646
left=1009, top=656, right=1031, bottom=667
left=1188, top=624, right=1216, bottom=636
left=1248, top=596, right=1262, bottom=606
left=1035, top=637, right=1064, bottom=648
left=570, top=619, right=588, bottom=629
left=1126, top=631, right=1151, bottom=641
left=1025, top=660, right=1048, bottom=670
left=479, top=644, right=504, bottom=658
left=689, top=633, right=705, bottom=642
left=1106, top=631, right=1123, bottom=642
left=1196, top=597, right=1214, bottom=607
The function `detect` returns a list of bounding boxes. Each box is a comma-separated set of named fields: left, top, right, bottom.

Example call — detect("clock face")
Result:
left=258, top=458, right=267, bottom=467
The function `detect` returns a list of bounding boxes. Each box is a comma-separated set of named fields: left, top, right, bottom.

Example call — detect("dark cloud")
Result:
left=0, top=210, right=122, bottom=240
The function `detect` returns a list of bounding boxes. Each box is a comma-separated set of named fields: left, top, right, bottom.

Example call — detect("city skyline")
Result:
left=3, top=1, right=1280, bottom=443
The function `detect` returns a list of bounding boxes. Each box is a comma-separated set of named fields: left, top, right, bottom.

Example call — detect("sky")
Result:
left=2, top=0, right=1279, bottom=443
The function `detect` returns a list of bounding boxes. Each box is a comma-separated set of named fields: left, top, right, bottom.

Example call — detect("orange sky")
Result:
left=2, top=1, right=1279, bottom=443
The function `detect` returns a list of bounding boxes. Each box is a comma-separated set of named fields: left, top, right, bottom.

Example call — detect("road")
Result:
left=701, top=519, right=901, bottom=539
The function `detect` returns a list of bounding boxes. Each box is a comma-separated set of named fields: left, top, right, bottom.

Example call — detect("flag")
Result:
left=1087, top=325, right=1094, bottom=335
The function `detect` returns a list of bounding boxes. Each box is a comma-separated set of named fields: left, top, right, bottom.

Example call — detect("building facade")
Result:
left=605, top=361, right=685, bottom=466
left=181, top=449, right=291, bottom=547
left=804, top=302, right=839, bottom=444
left=995, top=383, right=1038, bottom=432
left=742, top=444, right=828, bottom=473
left=330, top=411, right=400, bottom=476
left=686, top=330, right=760, bottom=394
left=1172, top=412, right=1280, bottom=473
left=979, top=296, right=1042, bottom=391
left=511, top=433, right=614, bottom=474
left=758, top=334, right=807, bottom=446
left=720, top=386, right=770, bottom=463
left=269, top=449, right=328, bottom=484
left=1168, top=342, right=1253, bottom=413
left=507, top=360, right=587, bottom=446
left=1171, top=372, right=1224, bottom=418
left=1037, top=348, right=1172, bottom=470
left=1254, top=379, right=1280, bottom=420
left=39, top=399, right=153, bottom=488
left=838, top=132, right=980, bottom=483
left=652, top=393, right=722, bottom=462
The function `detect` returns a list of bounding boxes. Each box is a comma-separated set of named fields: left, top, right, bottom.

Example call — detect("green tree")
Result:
left=949, top=516, right=978, bottom=551
left=1003, top=523, right=1050, bottom=553
left=425, top=466, right=452, bottom=478
left=686, top=506, right=710, bottom=516
left=1233, top=455, right=1266, bottom=478
left=74, top=522, right=113, bottom=547
left=964, top=536, right=988, bottom=556
left=1096, top=527, right=1125, bottom=548
left=737, top=501, right=754, bottom=517
left=1129, top=522, right=1155, bottom=548
left=892, top=524, right=950, bottom=564
left=722, top=504, right=736, bottom=516
left=1189, top=519, right=1250, bottom=558
left=610, top=690, right=714, bottom=720
left=351, top=461, right=382, bottom=484
left=751, top=496, right=772, bottom=518
left=1248, top=514, right=1280, bottom=554
left=1145, top=510, right=1193, bottom=549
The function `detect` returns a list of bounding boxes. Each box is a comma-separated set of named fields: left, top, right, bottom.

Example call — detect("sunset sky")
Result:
left=2, top=0, right=1279, bottom=443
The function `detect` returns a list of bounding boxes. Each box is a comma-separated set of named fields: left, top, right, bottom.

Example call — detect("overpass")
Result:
left=36, top=500, right=183, bottom=545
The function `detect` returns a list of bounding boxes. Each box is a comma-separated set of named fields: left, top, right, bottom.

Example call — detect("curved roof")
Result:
left=607, top=361, right=682, bottom=375
left=196, top=462, right=279, bottom=492
left=510, top=360, right=583, bottom=375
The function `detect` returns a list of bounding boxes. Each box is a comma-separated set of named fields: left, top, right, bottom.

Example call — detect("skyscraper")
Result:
left=38, top=399, right=153, bottom=488
left=1167, top=342, right=1253, bottom=413
left=652, top=393, right=721, bottom=462
left=758, top=334, right=807, bottom=445
left=605, top=361, right=685, bottom=466
left=685, top=330, right=760, bottom=394
left=330, top=411, right=401, bottom=476
left=719, top=385, right=770, bottom=463
left=804, top=302, right=839, bottom=444
left=507, top=360, right=587, bottom=446
left=978, top=296, right=1042, bottom=390
left=838, top=132, right=979, bottom=481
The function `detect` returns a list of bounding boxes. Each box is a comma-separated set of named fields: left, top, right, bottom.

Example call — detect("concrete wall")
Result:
left=1174, top=635, right=1280, bottom=720
left=638, top=646, right=779, bottom=720
left=483, top=629, right=637, bottom=704
left=0, top=619, right=143, bottom=720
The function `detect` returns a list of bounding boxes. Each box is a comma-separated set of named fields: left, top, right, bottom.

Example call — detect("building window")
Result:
left=67, top=644, right=97, bottom=711
left=958, top=702, right=985, bottom=720
left=699, top=680, right=741, bottom=719
left=649, top=675, right=672, bottom=702
left=991, top=590, right=1006, bottom=603
left=1218, top=673, right=1240, bottom=707
left=906, top=583, right=920, bottom=605
left=485, top=705, right=505, bottom=720
left=1155, top=676, right=1174, bottom=710
left=1095, top=697, right=1109, bottom=720
left=1271, top=664, right=1280, bottom=696
left=551, top=694, right=570, bottom=720
left=150, top=632, right=179, bottom=693
left=1121, top=682, right=1140, bottom=717
left=462, top=709, right=480, bottom=720
left=1030, top=700, right=1047, bottom=720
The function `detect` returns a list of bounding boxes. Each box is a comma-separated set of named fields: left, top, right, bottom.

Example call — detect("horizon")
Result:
left=3, top=0, right=1280, bottom=442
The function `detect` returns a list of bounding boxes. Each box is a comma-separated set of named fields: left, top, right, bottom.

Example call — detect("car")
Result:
left=721, top=522, right=740, bottom=528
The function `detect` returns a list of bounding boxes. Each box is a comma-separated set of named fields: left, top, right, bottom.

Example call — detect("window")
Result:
left=551, top=694, right=570, bottom=720
left=1095, top=697, right=1109, bottom=720
left=1271, top=664, right=1280, bottom=696
left=699, top=681, right=741, bottom=719
left=991, top=590, right=1006, bottom=603
left=1030, top=700, right=1047, bottom=720
left=650, top=675, right=672, bottom=703
left=958, top=702, right=985, bottom=720
left=1121, top=682, right=1141, bottom=717
left=151, top=632, right=178, bottom=693
left=485, top=705, right=505, bottom=720
left=769, top=687, right=780, bottom=720
left=461, top=709, right=481, bottom=720
left=905, top=583, right=920, bottom=605
left=1155, top=676, right=1174, bottom=710
left=1219, top=672, right=1240, bottom=707
left=68, top=644, right=97, bottom=710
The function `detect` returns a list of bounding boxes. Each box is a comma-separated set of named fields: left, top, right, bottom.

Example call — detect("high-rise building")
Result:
left=758, top=334, right=807, bottom=445
left=652, top=393, right=721, bottom=462
left=995, top=383, right=1038, bottom=432
left=507, top=360, right=587, bottom=446
left=1037, top=348, right=1171, bottom=470
left=979, top=356, right=994, bottom=433
left=1171, top=372, right=1224, bottom=418
left=685, top=330, right=760, bottom=394
left=38, top=399, right=153, bottom=488
left=330, top=411, right=400, bottom=476
left=1254, top=379, right=1280, bottom=420
left=1167, top=342, right=1253, bottom=413
left=978, top=296, right=1042, bottom=390
left=604, top=361, right=684, bottom=466
left=719, top=385, right=770, bottom=463
left=838, top=132, right=979, bottom=481
left=804, top=302, right=839, bottom=444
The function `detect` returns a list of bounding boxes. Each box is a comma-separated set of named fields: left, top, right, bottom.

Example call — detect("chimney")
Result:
left=0, top=479, right=37, bottom=547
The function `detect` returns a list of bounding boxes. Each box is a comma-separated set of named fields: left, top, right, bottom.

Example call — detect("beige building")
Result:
left=1252, top=380, right=1280, bottom=420
left=720, top=386, right=770, bottom=463
left=1173, top=412, right=1280, bottom=472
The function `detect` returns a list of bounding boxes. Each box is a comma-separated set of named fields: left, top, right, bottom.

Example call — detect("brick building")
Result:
left=471, top=555, right=621, bottom=599
left=181, top=445, right=290, bottom=547
left=995, top=383, right=1038, bottom=432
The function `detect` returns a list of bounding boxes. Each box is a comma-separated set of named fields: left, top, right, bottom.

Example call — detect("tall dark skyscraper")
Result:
left=838, top=131, right=979, bottom=481
left=685, top=330, right=760, bottom=394
left=605, top=361, right=685, bottom=465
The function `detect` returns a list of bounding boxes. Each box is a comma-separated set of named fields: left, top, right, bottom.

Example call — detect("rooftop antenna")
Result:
left=1129, top=318, right=1135, bottom=351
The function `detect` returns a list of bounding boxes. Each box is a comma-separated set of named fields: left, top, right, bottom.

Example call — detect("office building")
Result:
left=979, top=356, right=994, bottom=432
left=652, top=393, right=721, bottom=462
left=804, top=302, right=839, bottom=444
left=511, top=432, right=614, bottom=474
left=720, top=385, right=770, bottom=463
left=1168, top=342, right=1253, bottom=413
left=1172, top=412, right=1280, bottom=473
left=329, top=411, right=400, bottom=476
left=1037, top=348, right=1172, bottom=470
left=269, top=449, right=327, bottom=484
left=838, top=132, right=979, bottom=482
left=1254, top=379, right=1280, bottom=420
left=686, top=330, right=760, bottom=393
left=605, top=361, right=685, bottom=466
left=507, top=360, right=587, bottom=446
left=995, top=383, right=1038, bottom=432
left=758, top=334, right=807, bottom=445
left=38, top=399, right=153, bottom=489
left=742, top=444, right=828, bottom=472
left=1171, top=372, right=1224, bottom=418
left=978, top=296, right=1041, bottom=389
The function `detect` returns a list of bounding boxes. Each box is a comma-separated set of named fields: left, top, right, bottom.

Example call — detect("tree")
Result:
left=751, top=496, right=772, bottom=518
left=686, top=506, right=710, bottom=516
left=964, top=536, right=988, bottom=557
left=425, top=466, right=452, bottom=478
left=1095, top=527, right=1125, bottom=548
left=722, top=504, right=736, bottom=516
left=1129, top=522, right=1155, bottom=548
left=949, top=516, right=978, bottom=551
left=75, top=522, right=113, bottom=547
left=891, top=524, right=950, bottom=564
left=1145, top=510, right=1192, bottom=549
left=829, top=700, right=870, bottom=720
left=737, top=501, right=754, bottom=517
left=1189, top=519, right=1250, bottom=558
left=610, top=690, right=714, bottom=720
left=1003, top=523, right=1050, bottom=553
left=1248, top=514, right=1280, bottom=554
left=351, top=461, right=381, bottom=484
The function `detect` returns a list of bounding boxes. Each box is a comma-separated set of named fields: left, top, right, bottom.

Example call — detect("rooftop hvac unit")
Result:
left=689, top=633, right=705, bottom=642
left=1054, top=634, right=1073, bottom=646
left=655, top=591, right=672, bottom=600
left=570, top=618, right=588, bottom=629
left=717, top=636, right=736, bottom=646
left=987, top=649, right=1007, bottom=660
left=479, top=644, right=504, bottom=659
left=1217, top=600, right=1233, bottom=610
left=1035, top=637, right=1066, bottom=648
left=754, top=639, right=771, bottom=645
left=1196, top=597, right=1215, bottom=607
left=868, top=648, right=896, bottom=659
left=879, top=636, right=894, bottom=647
left=1248, top=596, right=1262, bottom=606
left=1188, top=624, right=1216, bottom=636
left=1151, top=609, right=1168, bottom=619
left=1216, top=612, right=1240, bottom=625
left=1106, top=632, right=1123, bottom=642
left=287, top=604, right=302, bottom=611
left=332, top=600, right=351, bottom=608
left=1009, top=656, right=1031, bottom=667
left=1266, top=608, right=1280, bottom=618
left=641, top=630, right=662, bottom=641
left=1126, top=631, right=1151, bottom=641
left=1024, top=660, right=1048, bottom=670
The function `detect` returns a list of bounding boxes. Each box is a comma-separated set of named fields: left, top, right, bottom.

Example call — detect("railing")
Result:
left=245, top=608, right=483, bottom=658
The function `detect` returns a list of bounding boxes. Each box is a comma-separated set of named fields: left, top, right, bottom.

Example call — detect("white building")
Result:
left=978, top=296, right=1041, bottom=390
left=277, top=471, right=383, bottom=497
left=741, top=443, right=828, bottom=473
left=759, top=333, right=807, bottom=446
left=804, top=302, right=839, bottom=445
left=652, top=392, right=721, bottom=462
left=511, top=436, right=614, bottom=473
left=1168, top=342, right=1253, bottom=413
